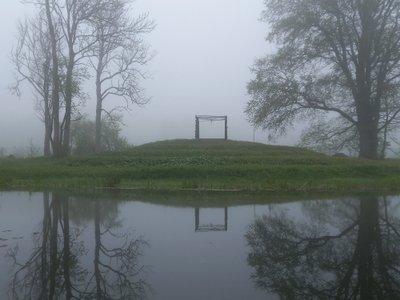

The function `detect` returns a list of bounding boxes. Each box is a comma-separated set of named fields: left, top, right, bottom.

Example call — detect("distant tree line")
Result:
left=12, top=0, right=154, bottom=157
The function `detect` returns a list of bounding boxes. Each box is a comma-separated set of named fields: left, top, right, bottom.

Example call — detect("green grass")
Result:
left=1, top=138, right=400, bottom=194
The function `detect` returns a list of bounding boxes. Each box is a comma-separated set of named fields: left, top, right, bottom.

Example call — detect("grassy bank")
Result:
left=1, top=139, right=400, bottom=193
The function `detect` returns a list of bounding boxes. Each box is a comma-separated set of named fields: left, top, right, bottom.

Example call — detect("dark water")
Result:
left=0, top=192, right=400, bottom=299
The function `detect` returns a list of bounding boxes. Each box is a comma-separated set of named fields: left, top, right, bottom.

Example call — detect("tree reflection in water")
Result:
left=246, top=197, right=400, bottom=299
left=8, top=192, right=148, bottom=299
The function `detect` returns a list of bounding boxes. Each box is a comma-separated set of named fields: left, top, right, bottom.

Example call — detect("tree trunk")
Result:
left=62, top=197, right=72, bottom=299
left=95, top=42, right=104, bottom=153
left=44, top=120, right=52, bottom=156
left=49, top=194, right=60, bottom=300
left=45, top=0, right=62, bottom=158
left=94, top=200, right=102, bottom=299
left=355, top=82, right=378, bottom=159
left=62, top=49, right=75, bottom=157
left=357, top=197, right=379, bottom=298
left=95, top=98, right=102, bottom=153
left=43, top=56, right=52, bottom=157
left=40, top=192, right=50, bottom=298
left=355, top=1, right=379, bottom=160
left=358, top=116, right=378, bottom=159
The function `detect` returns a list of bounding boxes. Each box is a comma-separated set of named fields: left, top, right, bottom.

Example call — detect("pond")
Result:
left=0, top=192, right=399, bottom=299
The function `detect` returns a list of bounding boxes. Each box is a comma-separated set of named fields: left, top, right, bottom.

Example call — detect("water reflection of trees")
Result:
left=9, top=192, right=148, bottom=299
left=246, top=197, right=400, bottom=299
left=88, top=199, right=148, bottom=299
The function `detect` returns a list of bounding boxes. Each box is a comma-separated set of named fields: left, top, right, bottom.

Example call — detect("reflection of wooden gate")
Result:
left=195, top=207, right=228, bottom=232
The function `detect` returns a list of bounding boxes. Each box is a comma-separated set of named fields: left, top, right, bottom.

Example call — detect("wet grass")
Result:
left=1, top=139, right=400, bottom=193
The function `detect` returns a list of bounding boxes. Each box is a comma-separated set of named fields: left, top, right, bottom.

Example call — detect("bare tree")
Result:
left=49, top=0, right=112, bottom=156
left=90, top=0, right=154, bottom=152
left=43, top=0, right=65, bottom=157
left=17, top=0, right=111, bottom=157
left=12, top=11, right=53, bottom=156
left=16, top=0, right=152, bottom=157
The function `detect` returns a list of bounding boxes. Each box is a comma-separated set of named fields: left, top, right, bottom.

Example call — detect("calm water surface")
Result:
left=0, top=192, right=399, bottom=299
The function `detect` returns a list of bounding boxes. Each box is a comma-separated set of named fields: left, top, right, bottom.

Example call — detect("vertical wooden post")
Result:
left=195, top=116, right=200, bottom=139
left=224, top=207, right=228, bottom=230
left=224, top=116, right=228, bottom=140
left=195, top=207, right=200, bottom=231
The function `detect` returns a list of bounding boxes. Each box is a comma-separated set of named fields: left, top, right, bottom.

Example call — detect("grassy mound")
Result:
left=1, top=139, right=400, bottom=193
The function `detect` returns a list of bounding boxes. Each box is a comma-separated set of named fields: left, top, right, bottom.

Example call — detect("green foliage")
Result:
left=71, top=118, right=129, bottom=155
left=1, top=139, right=400, bottom=193
left=247, top=0, right=400, bottom=158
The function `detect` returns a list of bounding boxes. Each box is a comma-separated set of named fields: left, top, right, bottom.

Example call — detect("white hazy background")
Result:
left=0, top=0, right=299, bottom=153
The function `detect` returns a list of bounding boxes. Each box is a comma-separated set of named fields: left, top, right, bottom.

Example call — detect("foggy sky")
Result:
left=0, top=0, right=295, bottom=153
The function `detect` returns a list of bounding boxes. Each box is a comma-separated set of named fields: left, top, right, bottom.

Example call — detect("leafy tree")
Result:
left=246, top=0, right=400, bottom=159
left=71, top=117, right=129, bottom=155
left=297, top=116, right=359, bottom=156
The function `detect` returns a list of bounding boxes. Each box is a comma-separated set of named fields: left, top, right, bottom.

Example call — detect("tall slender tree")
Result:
left=12, top=12, right=53, bottom=156
left=90, top=0, right=154, bottom=152
left=44, top=0, right=64, bottom=157
left=50, top=0, right=110, bottom=156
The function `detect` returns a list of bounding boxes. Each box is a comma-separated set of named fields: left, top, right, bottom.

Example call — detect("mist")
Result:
left=0, top=0, right=297, bottom=155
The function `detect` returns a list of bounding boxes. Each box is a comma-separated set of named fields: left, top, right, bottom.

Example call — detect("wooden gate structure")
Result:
left=195, top=115, right=228, bottom=140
